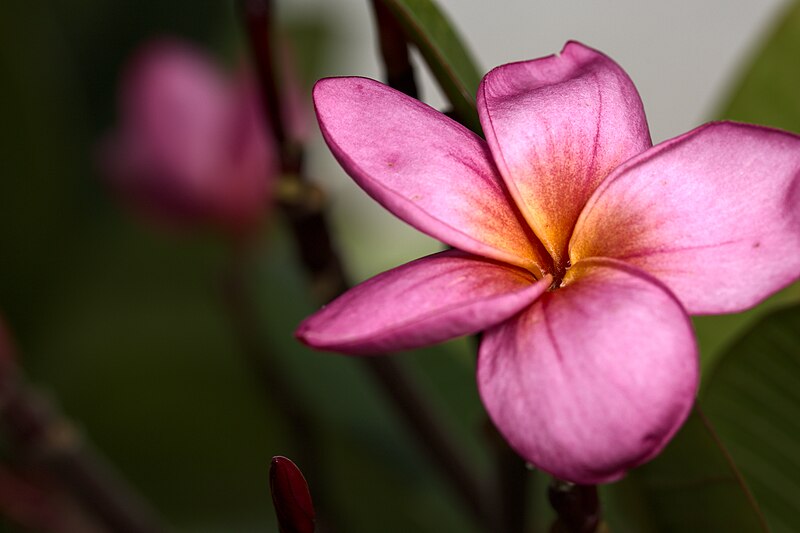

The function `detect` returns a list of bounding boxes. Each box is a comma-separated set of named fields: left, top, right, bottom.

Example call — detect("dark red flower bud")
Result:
left=269, top=456, right=315, bottom=533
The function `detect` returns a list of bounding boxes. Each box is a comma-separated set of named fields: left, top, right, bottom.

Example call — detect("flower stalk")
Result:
left=494, top=431, right=530, bottom=532
left=547, top=480, right=601, bottom=533
left=239, top=0, right=300, bottom=173
left=370, top=0, right=419, bottom=99
left=239, top=0, right=347, bottom=304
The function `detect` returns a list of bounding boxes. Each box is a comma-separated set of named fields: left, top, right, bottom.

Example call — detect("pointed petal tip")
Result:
left=294, top=315, right=350, bottom=354
left=560, top=40, right=604, bottom=58
left=270, top=455, right=287, bottom=468
left=311, top=75, right=338, bottom=97
left=311, top=76, right=341, bottom=111
left=558, top=40, right=591, bottom=58
left=295, top=251, right=551, bottom=356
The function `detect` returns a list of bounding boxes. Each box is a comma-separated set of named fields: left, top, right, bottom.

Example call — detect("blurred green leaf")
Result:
left=614, top=409, right=768, bottom=533
left=702, top=303, right=800, bottom=533
left=717, top=0, right=800, bottom=132
left=696, top=0, right=800, bottom=374
left=694, top=284, right=800, bottom=377
left=380, top=0, right=483, bottom=132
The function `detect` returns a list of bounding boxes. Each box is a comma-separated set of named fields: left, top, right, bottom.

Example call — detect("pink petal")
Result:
left=478, top=258, right=698, bottom=484
left=477, top=41, right=652, bottom=270
left=570, top=122, right=800, bottom=314
left=297, top=250, right=551, bottom=355
left=313, top=77, right=549, bottom=274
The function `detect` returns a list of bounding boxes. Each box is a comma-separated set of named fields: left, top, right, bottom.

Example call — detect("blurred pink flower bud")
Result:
left=269, top=456, right=315, bottom=533
left=102, top=39, right=281, bottom=236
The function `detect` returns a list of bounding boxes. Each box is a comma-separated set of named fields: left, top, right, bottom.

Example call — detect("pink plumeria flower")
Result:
left=102, top=39, right=278, bottom=236
left=297, top=42, right=800, bottom=483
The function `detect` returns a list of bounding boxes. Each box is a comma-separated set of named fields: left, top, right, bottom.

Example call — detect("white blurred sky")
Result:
left=283, top=0, right=789, bottom=279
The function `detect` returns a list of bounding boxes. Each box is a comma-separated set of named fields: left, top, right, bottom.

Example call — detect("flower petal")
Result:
left=570, top=122, right=800, bottom=314
left=478, top=41, right=651, bottom=268
left=477, top=258, right=698, bottom=484
left=313, top=77, right=549, bottom=273
left=297, top=250, right=551, bottom=355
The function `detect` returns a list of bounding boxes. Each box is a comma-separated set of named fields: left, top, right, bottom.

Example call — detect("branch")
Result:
left=548, top=479, right=600, bottom=533
left=494, top=431, right=529, bottom=532
left=0, top=375, right=165, bottom=533
left=370, top=0, right=419, bottom=98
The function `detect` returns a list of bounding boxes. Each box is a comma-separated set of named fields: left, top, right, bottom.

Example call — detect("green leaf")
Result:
left=702, top=303, right=800, bottom=533
left=694, top=284, right=800, bottom=377
left=613, top=409, right=768, bottom=533
left=380, top=0, right=483, bottom=133
left=717, top=0, right=800, bottom=132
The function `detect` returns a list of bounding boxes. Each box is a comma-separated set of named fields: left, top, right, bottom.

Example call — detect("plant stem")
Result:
left=547, top=479, right=600, bottom=533
left=495, top=435, right=529, bottom=532
left=239, top=1, right=491, bottom=527
left=239, top=0, right=347, bottom=303
left=239, top=0, right=297, bottom=171
left=472, top=334, right=530, bottom=532
left=370, top=0, right=419, bottom=98
left=0, top=374, right=165, bottom=533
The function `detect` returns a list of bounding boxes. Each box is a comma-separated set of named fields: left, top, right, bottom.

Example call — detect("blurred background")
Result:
left=0, top=0, right=797, bottom=531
